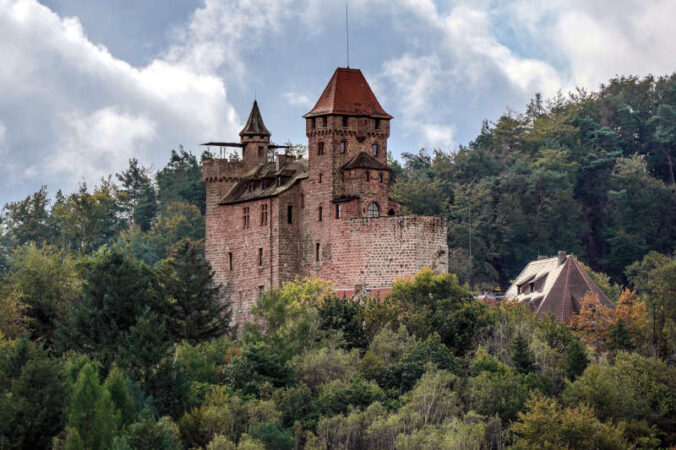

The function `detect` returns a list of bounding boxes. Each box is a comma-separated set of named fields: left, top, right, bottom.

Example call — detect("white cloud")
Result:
left=46, top=107, right=157, bottom=181
left=283, top=91, right=314, bottom=109
left=0, top=0, right=240, bottom=197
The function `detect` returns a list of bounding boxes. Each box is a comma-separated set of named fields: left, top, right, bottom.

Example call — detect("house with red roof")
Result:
left=505, top=251, right=614, bottom=321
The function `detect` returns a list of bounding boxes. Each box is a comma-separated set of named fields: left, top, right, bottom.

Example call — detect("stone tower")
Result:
left=240, top=100, right=271, bottom=170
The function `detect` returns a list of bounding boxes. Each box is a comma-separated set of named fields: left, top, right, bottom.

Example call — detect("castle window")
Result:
left=378, top=172, right=383, bottom=183
left=276, top=176, right=281, bottom=187
left=316, top=243, right=320, bottom=261
left=372, top=144, right=378, bottom=156
left=318, top=142, right=324, bottom=155
left=319, top=173, right=323, bottom=183
left=287, top=205, right=293, bottom=224
left=229, top=252, right=233, bottom=271
left=318, top=206, right=323, bottom=222
left=375, top=119, right=380, bottom=129
left=258, top=146, right=264, bottom=158
left=311, top=118, right=316, bottom=129
left=260, top=203, right=268, bottom=226
left=259, top=285, right=264, bottom=299
left=243, top=207, right=250, bottom=229
left=342, top=116, right=348, bottom=127
left=365, top=171, right=370, bottom=182
left=335, top=204, right=341, bottom=219
left=388, top=208, right=395, bottom=216
left=322, top=116, right=327, bottom=127
left=258, top=248, right=263, bottom=266
left=368, top=202, right=380, bottom=218
left=340, top=141, right=346, bottom=154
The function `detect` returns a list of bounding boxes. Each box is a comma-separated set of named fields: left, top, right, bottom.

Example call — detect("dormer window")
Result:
left=372, top=144, right=378, bottom=156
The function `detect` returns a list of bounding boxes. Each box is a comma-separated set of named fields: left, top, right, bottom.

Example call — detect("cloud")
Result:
left=283, top=91, right=314, bottom=109
left=0, top=0, right=240, bottom=201
left=45, top=107, right=157, bottom=181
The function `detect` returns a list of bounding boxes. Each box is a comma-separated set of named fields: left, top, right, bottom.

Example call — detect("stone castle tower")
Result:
left=203, top=67, right=448, bottom=327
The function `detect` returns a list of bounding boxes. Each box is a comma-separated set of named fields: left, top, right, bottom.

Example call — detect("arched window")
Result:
left=367, top=202, right=380, bottom=218
left=388, top=208, right=395, bottom=216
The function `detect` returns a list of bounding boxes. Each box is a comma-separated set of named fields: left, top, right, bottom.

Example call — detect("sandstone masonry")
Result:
left=203, top=68, right=449, bottom=327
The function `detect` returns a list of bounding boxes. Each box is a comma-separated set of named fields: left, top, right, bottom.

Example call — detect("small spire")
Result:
left=240, top=100, right=271, bottom=138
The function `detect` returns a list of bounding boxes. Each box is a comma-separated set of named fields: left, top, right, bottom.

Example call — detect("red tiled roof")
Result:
left=341, top=152, right=391, bottom=171
left=304, top=68, right=393, bottom=119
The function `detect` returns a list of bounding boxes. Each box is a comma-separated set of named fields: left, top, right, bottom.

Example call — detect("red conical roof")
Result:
left=304, top=68, right=392, bottom=119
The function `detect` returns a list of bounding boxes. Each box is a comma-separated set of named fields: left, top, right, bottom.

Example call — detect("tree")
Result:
left=65, top=246, right=164, bottom=368
left=512, top=335, right=538, bottom=374
left=158, top=239, right=231, bottom=343
left=0, top=338, right=70, bottom=449
left=1, top=186, right=54, bottom=247
left=511, top=393, right=627, bottom=449
left=116, top=158, right=157, bottom=231
left=3, top=243, right=81, bottom=347
left=66, top=363, right=118, bottom=450
left=156, top=148, right=206, bottom=214
left=565, top=339, right=589, bottom=380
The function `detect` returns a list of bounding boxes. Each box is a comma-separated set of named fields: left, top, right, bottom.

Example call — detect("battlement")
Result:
left=202, top=158, right=245, bottom=183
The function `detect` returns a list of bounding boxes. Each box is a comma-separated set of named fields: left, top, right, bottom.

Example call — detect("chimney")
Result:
left=277, top=154, right=294, bottom=165
left=557, top=251, right=567, bottom=265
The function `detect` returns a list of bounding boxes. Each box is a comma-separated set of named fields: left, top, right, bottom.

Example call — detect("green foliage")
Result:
left=0, top=338, right=70, bottom=449
left=116, top=158, right=157, bottom=232
left=562, top=352, right=676, bottom=446
left=158, top=239, right=231, bottom=343
left=564, top=339, right=589, bottom=380
left=317, top=295, right=367, bottom=349
left=2, top=243, right=80, bottom=347
left=511, top=393, right=627, bottom=449
left=224, top=341, right=294, bottom=396
left=249, top=421, right=295, bottom=450
left=512, top=335, right=538, bottom=374
left=65, top=246, right=166, bottom=369
left=67, top=363, right=119, bottom=450
left=156, top=148, right=206, bottom=214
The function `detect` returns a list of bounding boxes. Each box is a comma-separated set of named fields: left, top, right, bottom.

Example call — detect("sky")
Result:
left=1, top=0, right=676, bottom=205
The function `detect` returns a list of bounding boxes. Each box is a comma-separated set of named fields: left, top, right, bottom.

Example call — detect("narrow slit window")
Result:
left=311, top=118, right=316, bottom=129
left=372, top=144, right=378, bottom=156
left=318, top=206, right=323, bottom=222
left=258, top=248, right=263, bottom=266
left=318, top=142, right=324, bottom=155
left=258, top=285, right=264, bottom=299
left=335, top=204, right=341, bottom=219
left=243, top=207, right=250, bottom=229
left=365, top=171, right=370, bottom=182
left=260, top=203, right=268, bottom=226
left=378, top=172, right=383, bottom=183
left=342, top=116, right=348, bottom=127
left=375, top=119, right=380, bottom=129
left=315, top=243, right=320, bottom=261
left=340, top=141, right=346, bottom=154
left=229, top=252, right=233, bottom=271
left=319, top=173, right=323, bottom=183
left=287, top=205, right=293, bottom=224
left=322, top=116, right=327, bottom=127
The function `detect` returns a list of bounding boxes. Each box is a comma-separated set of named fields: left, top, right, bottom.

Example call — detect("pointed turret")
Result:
left=240, top=100, right=271, bottom=138
left=239, top=100, right=271, bottom=169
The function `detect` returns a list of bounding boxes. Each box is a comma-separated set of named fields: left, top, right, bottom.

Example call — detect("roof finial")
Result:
left=345, top=0, right=350, bottom=68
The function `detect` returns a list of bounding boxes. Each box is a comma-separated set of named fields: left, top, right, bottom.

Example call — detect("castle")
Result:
left=203, top=67, right=448, bottom=327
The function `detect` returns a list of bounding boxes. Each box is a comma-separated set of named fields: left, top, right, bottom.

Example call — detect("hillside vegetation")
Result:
left=0, top=75, right=674, bottom=449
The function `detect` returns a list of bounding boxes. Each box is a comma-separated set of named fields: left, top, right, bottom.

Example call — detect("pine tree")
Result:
left=607, top=317, right=634, bottom=351
left=116, top=158, right=157, bottom=231
left=67, top=363, right=118, bottom=450
left=158, top=239, right=231, bottom=343
left=565, top=338, right=589, bottom=380
left=511, top=335, right=538, bottom=374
